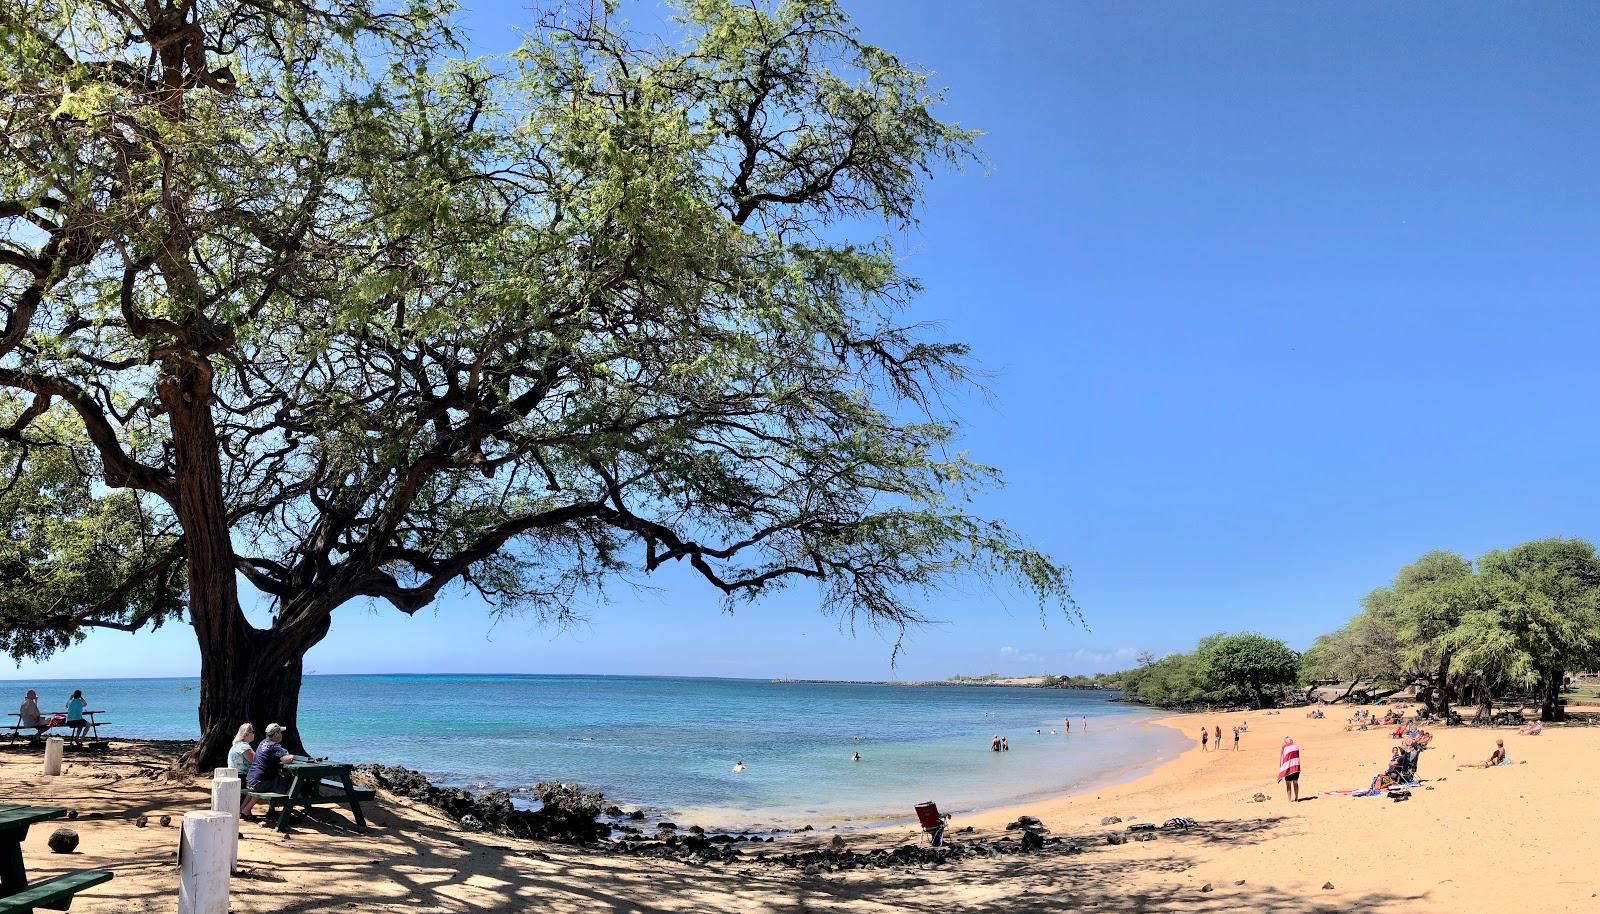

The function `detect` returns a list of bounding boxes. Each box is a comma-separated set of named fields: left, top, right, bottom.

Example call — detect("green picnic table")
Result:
left=0, top=804, right=111, bottom=913
left=244, top=761, right=376, bottom=833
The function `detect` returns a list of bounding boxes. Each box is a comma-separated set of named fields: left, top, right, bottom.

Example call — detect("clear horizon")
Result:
left=14, top=0, right=1600, bottom=684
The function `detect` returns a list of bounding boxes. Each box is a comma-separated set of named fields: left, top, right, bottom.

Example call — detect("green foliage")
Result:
left=0, top=0, right=1072, bottom=683
left=1202, top=632, right=1301, bottom=708
left=1311, top=539, right=1600, bottom=720
left=1109, top=632, right=1300, bottom=707
left=0, top=406, right=184, bottom=661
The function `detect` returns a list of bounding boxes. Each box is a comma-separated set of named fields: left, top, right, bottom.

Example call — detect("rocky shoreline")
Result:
left=351, top=764, right=1112, bottom=871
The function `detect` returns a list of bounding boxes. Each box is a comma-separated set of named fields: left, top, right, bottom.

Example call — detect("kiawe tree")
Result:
left=1198, top=632, right=1299, bottom=709
left=0, top=0, right=1072, bottom=768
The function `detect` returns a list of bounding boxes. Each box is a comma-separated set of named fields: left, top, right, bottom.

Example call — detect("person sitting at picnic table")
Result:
left=228, top=723, right=260, bottom=815
left=245, top=723, right=297, bottom=802
left=65, top=690, right=90, bottom=746
left=18, top=690, right=47, bottom=741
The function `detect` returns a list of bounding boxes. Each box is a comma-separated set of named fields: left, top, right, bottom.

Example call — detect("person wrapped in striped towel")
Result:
left=1278, top=737, right=1302, bottom=801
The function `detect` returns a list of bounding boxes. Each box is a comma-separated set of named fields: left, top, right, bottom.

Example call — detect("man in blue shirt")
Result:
left=246, top=723, right=297, bottom=793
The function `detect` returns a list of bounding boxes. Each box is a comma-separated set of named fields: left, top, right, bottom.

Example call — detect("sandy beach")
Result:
left=2, top=706, right=1595, bottom=913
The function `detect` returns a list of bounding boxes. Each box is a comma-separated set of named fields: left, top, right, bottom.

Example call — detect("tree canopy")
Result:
left=1108, top=632, right=1301, bottom=708
left=1, top=0, right=1072, bottom=767
left=1309, top=539, right=1600, bottom=720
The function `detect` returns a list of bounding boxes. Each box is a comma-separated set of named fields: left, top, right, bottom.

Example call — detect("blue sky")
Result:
left=15, top=1, right=1600, bottom=682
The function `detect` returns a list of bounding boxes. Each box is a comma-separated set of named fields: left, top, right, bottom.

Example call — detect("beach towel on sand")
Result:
left=1278, top=740, right=1301, bottom=782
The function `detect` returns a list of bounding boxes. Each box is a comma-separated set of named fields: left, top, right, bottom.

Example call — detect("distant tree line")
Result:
left=1082, top=537, right=1600, bottom=720
left=1093, top=633, right=1302, bottom=708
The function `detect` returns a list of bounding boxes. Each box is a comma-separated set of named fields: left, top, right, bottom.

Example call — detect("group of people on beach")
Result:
left=15, top=689, right=93, bottom=746
left=1200, top=722, right=1244, bottom=751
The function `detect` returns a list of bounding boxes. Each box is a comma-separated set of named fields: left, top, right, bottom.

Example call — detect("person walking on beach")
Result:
left=1278, top=737, right=1301, bottom=801
left=1214, top=724, right=1222, bottom=747
left=1233, top=727, right=1240, bottom=751
left=1201, top=728, right=1209, bottom=751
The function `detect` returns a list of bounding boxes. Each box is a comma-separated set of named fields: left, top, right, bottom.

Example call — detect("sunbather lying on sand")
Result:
left=1518, top=721, right=1544, bottom=736
left=1458, top=739, right=1506, bottom=769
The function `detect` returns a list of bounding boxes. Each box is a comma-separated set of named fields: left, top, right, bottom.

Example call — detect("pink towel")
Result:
left=1277, top=741, right=1301, bottom=781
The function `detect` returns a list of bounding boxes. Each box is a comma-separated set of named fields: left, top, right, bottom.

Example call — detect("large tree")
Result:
left=0, top=0, right=1071, bottom=768
left=1198, top=632, right=1299, bottom=709
left=1472, top=539, right=1600, bottom=721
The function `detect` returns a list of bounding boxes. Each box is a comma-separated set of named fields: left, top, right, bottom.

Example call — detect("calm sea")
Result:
left=1, top=674, right=1185, bottom=830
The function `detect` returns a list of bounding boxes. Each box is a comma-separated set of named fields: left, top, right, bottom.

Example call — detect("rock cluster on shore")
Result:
left=353, top=765, right=609, bottom=842
left=352, top=764, right=1102, bottom=872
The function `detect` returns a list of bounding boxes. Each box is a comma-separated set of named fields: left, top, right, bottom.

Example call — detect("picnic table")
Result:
left=4, top=712, right=111, bottom=743
left=0, top=805, right=111, bottom=912
left=244, top=761, right=376, bottom=834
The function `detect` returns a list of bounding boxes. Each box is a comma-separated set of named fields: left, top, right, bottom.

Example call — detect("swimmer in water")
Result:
left=731, top=761, right=746, bottom=773
left=851, top=752, right=861, bottom=762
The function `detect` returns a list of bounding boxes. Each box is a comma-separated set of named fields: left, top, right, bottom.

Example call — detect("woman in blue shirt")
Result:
left=65, top=690, right=89, bottom=746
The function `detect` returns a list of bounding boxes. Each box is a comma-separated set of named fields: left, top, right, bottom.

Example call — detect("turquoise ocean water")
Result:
left=1, top=674, right=1185, bottom=829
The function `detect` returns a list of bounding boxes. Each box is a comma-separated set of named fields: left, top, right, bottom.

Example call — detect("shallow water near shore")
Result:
left=1, top=674, right=1185, bottom=829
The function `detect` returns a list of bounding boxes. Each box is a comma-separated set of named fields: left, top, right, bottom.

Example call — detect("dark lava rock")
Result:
left=65, top=810, right=79, bottom=820
left=656, top=822, right=679, bottom=832
left=688, top=825, right=705, bottom=835
left=603, top=806, right=624, bottom=816
left=1133, top=833, right=1158, bottom=842
left=158, top=815, right=172, bottom=827
left=1019, top=831, right=1044, bottom=852
left=1099, top=815, right=1122, bottom=825
left=460, top=815, right=485, bottom=830
left=47, top=828, right=79, bottom=854
left=1201, top=883, right=1213, bottom=893
left=797, top=824, right=814, bottom=832
left=628, top=810, right=645, bottom=820
left=1235, top=880, right=1246, bottom=886
left=1006, top=815, right=1043, bottom=830
left=1323, top=882, right=1336, bottom=890
left=1251, top=793, right=1268, bottom=803
left=353, top=765, right=611, bottom=842
left=1105, top=832, right=1127, bottom=845
left=134, top=816, right=148, bottom=828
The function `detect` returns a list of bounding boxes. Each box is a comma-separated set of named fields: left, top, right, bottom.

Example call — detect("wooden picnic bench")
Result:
left=4, top=712, right=111, bottom=744
left=0, top=805, right=111, bottom=913
left=244, top=761, right=376, bottom=833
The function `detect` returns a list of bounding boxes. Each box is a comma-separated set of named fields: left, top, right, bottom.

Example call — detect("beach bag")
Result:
left=1161, top=817, right=1199, bottom=830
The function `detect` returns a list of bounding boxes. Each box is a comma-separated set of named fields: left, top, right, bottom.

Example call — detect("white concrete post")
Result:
left=177, top=811, right=232, bottom=914
left=210, top=770, right=241, bottom=873
left=41, top=737, right=64, bottom=776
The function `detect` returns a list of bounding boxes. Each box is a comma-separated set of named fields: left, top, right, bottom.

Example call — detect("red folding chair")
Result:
left=915, top=801, right=951, bottom=846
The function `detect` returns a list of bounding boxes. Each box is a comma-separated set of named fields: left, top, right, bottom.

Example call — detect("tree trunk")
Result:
left=181, top=620, right=327, bottom=771
left=1540, top=670, right=1564, bottom=722
left=160, top=359, right=330, bottom=771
